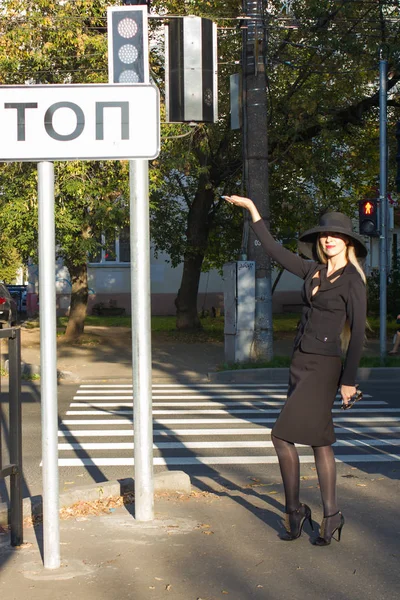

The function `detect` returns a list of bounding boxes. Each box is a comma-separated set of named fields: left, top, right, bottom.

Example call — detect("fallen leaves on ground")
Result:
left=23, top=492, right=135, bottom=528
left=196, top=523, right=214, bottom=535
left=245, top=481, right=276, bottom=489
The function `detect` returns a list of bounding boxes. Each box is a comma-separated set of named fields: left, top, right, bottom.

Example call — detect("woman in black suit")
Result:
left=223, top=195, right=367, bottom=546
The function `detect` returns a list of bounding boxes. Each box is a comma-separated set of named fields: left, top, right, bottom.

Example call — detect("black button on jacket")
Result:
left=251, top=219, right=367, bottom=386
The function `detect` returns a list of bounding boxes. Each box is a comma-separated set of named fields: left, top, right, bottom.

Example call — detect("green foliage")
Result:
left=0, top=1, right=129, bottom=273
left=218, top=354, right=400, bottom=370
left=0, top=236, right=22, bottom=282
left=367, top=268, right=400, bottom=318
left=0, top=0, right=399, bottom=322
left=367, top=240, right=400, bottom=317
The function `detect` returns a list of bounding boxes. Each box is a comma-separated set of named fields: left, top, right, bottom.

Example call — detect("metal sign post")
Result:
left=130, top=160, right=154, bottom=521
left=1, top=76, right=159, bottom=566
left=107, top=6, right=155, bottom=521
left=38, top=161, right=60, bottom=569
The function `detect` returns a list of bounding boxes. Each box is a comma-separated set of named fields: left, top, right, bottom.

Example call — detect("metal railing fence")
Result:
left=0, top=327, right=23, bottom=546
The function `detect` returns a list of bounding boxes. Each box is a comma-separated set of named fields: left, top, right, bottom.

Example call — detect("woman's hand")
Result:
left=340, top=384, right=356, bottom=407
left=222, top=195, right=262, bottom=223
left=223, top=195, right=254, bottom=210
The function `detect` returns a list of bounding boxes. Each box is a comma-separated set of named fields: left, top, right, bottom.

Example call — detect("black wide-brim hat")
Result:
left=298, top=211, right=368, bottom=260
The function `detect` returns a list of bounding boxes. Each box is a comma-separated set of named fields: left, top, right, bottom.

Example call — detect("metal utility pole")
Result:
left=379, top=59, right=388, bottom=362
left=130, top=159, right=154, bottom=521
left=242, top=0, right=273, bottom=360
left=38, top=161, right=60, bottom=569
left=108, top=5, right=155, bottom=521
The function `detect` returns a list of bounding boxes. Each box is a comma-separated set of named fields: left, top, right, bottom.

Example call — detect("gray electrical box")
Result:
left=223, top=261, right=255, bottom=363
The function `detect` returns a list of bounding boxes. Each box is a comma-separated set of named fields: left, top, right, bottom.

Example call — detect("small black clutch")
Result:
left=341, top=388, right=363, bottom=410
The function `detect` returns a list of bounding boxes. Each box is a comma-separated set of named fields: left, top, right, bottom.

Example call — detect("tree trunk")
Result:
left=64, top=262, right=89, bottom=340
left=175, top=180, right=215, bottom=330
left=175, top=252, right=204, bottom=330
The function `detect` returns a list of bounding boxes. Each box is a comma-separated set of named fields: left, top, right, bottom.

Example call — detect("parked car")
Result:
left=6, top=284, right=27, bottom=313
left=0, top=284, right=18, bottom=328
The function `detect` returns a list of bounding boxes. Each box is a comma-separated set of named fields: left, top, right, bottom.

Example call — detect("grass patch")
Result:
left=359, top=355, right=400, bottom=368
left=22, top=318, right=40, bottom=329
left=366, top=315, right=399, bottom=339
left=218, top=353, right=400, bottom=371
left=57, top=315, right=131, bottom=328
left=55, top=315, right=225, bottom=343
left=33, top=312, right=400, bottom=344
left=152, top=316, right=224, bottom=343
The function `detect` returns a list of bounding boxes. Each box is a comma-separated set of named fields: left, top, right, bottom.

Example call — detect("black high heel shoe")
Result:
left=313, top=511, right=345, bottom=546
left=280, top=503, right=314, bottom=541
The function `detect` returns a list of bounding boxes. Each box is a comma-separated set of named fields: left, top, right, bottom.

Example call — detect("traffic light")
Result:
left=107, top=6, right=149, bottom=84
left=165, top=16, right=218, bottom=123
left=359, top=199, right=379, bottom=236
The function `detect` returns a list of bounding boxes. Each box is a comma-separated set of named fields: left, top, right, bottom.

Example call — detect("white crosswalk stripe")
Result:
left=56, top=383, right=400, bottom=467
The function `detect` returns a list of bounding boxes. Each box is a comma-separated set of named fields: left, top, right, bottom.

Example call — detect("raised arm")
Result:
left=223, top=195, right=313, bottom=279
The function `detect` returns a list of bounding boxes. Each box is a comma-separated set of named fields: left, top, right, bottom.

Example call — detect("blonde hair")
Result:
left=316, top=237, right=366, bottom=352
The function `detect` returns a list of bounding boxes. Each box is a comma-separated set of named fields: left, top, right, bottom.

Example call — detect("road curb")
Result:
left=0, top=471, right=191, bottom=526
left=208, top=366, right=400, bottom=383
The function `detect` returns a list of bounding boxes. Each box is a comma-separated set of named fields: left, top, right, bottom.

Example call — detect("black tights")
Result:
left=272, top=435, right=338, bottom=516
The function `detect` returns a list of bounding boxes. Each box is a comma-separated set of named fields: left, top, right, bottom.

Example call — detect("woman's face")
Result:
left=319, top=232, right=348, bottom=259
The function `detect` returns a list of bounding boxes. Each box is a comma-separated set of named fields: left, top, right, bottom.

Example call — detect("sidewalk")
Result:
left=17, top=326, right=226, bottom=382
left=0, top=326, right=399, bottom=596
left=1, top=470, right=399, bottom=600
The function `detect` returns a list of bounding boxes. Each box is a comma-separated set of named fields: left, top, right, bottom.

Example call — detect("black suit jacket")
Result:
left=252, top=219, right=367, bottom=386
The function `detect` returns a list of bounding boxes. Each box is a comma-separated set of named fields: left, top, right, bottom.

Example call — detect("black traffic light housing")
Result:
left=123, top=0, right=150, bottom=8
left=359, top=199, right=379, bottom=237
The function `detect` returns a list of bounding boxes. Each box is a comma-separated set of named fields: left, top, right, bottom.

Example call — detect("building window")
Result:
left=119, top=227, right=130, bottom=262
left=89, top=227, right=130, bottom=264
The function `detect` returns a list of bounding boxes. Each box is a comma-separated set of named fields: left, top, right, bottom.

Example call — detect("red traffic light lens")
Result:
left=362, top=201, right=374, bottom=215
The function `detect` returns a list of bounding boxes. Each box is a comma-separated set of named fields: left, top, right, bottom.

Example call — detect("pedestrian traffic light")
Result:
left=107, top=6, right=149, bottom=84
left=359, top=199, right=379, bottom=236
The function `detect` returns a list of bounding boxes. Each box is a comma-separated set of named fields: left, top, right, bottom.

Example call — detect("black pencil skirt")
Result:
left=271, top=348, right=343, bottom=447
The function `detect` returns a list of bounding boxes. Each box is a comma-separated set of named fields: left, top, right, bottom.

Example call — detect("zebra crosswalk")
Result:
left=57, top=383, right=400, bottom=467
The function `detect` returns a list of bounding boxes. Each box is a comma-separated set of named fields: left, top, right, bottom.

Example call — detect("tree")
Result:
left=0, top=0, right=130, bottom=339
left=149, top=0, right=400, bottom=330
left=0, top=0, right=399, bottom=337
left=0, top=236, right=22, bottom=284
left=150, top=0, right=244, bottom=329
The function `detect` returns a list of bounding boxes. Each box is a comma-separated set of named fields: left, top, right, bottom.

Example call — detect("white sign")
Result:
left=0, top=84, right=160, bottom=161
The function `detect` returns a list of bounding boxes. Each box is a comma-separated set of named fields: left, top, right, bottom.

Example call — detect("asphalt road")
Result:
left=1, top=378, right=400, bottom=501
